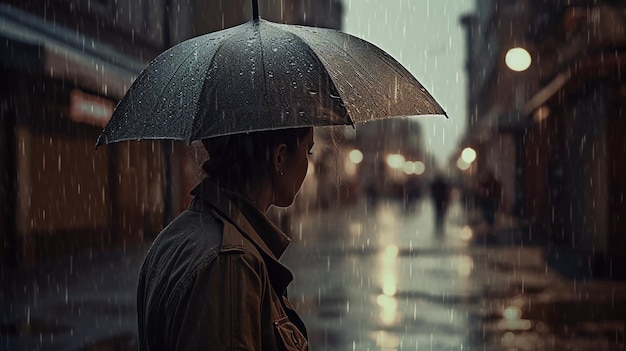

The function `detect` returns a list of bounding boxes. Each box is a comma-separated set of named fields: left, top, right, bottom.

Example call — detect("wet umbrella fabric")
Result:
left=96, top=18, right=446, bottom=146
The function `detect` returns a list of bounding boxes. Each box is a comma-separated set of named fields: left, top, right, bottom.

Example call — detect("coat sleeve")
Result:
left=169, top=251, right=267, bottom=350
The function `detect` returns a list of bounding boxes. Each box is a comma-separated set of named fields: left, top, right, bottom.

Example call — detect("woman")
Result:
left=137, top=127, right=314, bottom=350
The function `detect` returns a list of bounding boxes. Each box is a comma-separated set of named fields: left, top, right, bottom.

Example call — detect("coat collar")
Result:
left=190, top=178, right=291, bottom=259
left=189, top=179, right=293, bottom=294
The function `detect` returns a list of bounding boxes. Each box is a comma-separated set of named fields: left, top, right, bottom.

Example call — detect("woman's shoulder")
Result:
left=152, top=208, right=263, bottom=267
left=141, top=210, right=224, bottom=275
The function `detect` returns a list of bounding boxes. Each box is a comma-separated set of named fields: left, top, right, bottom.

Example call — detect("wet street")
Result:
left=282, top=197, right=626, bottom=351
left=2, top=197, right=626, bottom=350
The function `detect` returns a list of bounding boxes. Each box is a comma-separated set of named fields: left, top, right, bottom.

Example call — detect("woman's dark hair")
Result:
left=201, top=127, right=311, bottom=189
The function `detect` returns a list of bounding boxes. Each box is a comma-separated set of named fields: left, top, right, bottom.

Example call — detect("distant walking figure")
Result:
left=477, top=171, right=501, bottom=233
left=430, top=174, right=451, bottom=232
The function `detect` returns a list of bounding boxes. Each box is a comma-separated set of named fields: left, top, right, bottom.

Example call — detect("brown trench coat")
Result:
left=137, top=179, right=308, bottom=350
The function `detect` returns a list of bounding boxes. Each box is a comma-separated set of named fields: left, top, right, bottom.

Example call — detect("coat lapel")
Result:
left=190, top=179, right=294, bottom=296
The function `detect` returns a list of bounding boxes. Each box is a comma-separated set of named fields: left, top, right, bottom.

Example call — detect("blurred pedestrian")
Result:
left=402, top=175, right=423, bottom=211
left=137, top=128, right=313, bottom=350
left=477, top=171, right=501, bottom=233
left=430, top=173, right=451, bottom=232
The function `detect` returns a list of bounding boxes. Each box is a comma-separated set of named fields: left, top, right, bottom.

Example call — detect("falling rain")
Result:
left=1, top=0, right=625, bottom=350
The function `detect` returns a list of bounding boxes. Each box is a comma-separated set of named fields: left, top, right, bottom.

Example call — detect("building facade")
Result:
left=1, top=0, right=344, bottom=266
left=461, top=0, right=626, bottom=278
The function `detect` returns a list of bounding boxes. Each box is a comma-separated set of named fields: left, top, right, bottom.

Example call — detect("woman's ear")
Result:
left=273, top=143, right=288, bottom=175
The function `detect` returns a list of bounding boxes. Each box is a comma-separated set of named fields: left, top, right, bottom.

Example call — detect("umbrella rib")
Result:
left=190, top=23, right=250, bottom=140
left=322, top=34, right=438, bottom=118
left=280, top=26, right=446, bottom=118
left=267, top=22, right=353, bottom=125
left=145, top=47, right=204, bottom=141
left=256, top=22, right=273, bottom=123
left=322, top=34, right=394, bottom=106
left=279, top=25, right=394, bottom=119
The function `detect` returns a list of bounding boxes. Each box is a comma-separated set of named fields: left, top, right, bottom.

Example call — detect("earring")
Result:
left=279, top=171, right=284, bottom=176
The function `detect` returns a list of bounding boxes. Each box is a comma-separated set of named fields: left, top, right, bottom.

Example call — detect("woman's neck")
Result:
left=244, top=186, right=273, bottom=213
left=221, top=179, right=273, bottom=213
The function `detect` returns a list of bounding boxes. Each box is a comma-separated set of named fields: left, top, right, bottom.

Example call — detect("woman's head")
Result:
left=202, top=127, right=314, bottom=208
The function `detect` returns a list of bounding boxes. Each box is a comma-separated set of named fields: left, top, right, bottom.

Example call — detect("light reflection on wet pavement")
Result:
left=2, top=198, right=625, bottom=350
left=282, top=198, right=626, bottom=350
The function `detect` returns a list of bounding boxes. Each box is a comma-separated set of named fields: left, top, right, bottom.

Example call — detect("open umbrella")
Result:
left=96, top=0, right=446, bottom=147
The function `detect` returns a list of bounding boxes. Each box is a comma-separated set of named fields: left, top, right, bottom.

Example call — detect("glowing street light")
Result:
left=458, top=147, right=476, bottom=171
left=386, top=154, right=405, bottom=169
left=402, top=161, right=416, bottom=175
left=461, top=147, right=477, bottom=164
left=348, top=149, right=364, bottom=164
left=457, top=157, right=471, bottom=171
left=413, top=161, right=425, bottom=175
left=505, top=47, right=532, bottom=72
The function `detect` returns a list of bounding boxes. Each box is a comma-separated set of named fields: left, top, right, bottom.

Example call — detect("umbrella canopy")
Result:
left=96, top=4, right=446, bottom=146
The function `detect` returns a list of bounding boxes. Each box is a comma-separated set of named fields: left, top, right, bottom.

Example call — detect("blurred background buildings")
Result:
left=458, top=0, right=626, bottom=279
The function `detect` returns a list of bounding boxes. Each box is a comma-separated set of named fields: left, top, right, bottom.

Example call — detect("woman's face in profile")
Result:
left=274, top=128, right=314, bottom=207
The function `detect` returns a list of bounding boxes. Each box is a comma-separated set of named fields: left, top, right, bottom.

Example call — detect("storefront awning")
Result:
left=0, top=4, right=147, bottom=99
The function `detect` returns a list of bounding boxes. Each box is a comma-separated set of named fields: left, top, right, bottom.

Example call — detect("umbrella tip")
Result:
left=252, top=0, right=259, bottom=20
